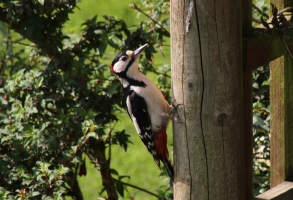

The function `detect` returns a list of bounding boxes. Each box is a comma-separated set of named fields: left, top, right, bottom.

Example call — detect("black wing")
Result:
left=126, top=90, right=160, bottom=167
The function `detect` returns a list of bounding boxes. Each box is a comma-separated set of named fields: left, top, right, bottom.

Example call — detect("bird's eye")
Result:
left=121, top=56, right=128, bottom=61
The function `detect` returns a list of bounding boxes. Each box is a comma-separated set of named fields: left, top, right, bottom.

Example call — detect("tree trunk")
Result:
left=170, top=0, right=245, bottom=199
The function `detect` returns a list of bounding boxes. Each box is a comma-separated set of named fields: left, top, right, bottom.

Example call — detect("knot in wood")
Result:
left=217, top=113, right=227, bottom=125
left=188, top=82, right=193, bottom=90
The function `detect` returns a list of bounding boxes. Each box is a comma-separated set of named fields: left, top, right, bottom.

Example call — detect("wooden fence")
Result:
left=245, top=0, right=293, bottom=199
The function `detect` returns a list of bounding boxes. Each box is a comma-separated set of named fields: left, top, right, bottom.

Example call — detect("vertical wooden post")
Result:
left=270, top=0, right=293, bottom=188
left=242, top=0, right=253, bottom=198
left=171, top=0, right=245, bottom=199
left=270, top=55, right=293, bottom=187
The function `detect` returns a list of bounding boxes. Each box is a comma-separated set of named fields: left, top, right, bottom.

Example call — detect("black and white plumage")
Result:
left=111, top=44, right=174, bottom=181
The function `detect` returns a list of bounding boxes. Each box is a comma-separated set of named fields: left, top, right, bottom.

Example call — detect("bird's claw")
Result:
left=169, top=99, right=183, bottom=123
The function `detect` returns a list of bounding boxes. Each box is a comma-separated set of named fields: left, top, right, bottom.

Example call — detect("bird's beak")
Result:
left=133, top=44, right=148, bottom=58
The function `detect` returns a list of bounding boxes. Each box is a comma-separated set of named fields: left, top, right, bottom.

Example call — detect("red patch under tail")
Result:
left=154, top=126, right=174, bottom=181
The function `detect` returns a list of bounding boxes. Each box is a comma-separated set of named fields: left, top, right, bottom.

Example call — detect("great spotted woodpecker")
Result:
left=111, top=44, right=174, bottom=181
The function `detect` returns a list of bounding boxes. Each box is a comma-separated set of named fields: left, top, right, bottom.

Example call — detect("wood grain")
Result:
left=171, top=0, right=245, bottom=199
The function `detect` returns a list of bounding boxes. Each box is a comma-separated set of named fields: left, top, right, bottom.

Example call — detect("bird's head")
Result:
left=111, top=44, right=148, bottom=79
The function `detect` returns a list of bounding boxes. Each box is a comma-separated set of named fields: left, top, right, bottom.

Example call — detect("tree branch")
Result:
left=66, top=170, right=84, bottom=200
left=87, top=138, right=118, bottom=200
left=112, top=178, right=163, bottom=199
left=130, top=2, right=170, bottom=36
left=252, top=4, right=269, bottom=19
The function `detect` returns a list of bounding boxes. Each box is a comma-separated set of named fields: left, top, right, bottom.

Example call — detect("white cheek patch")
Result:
left=113, top=61, right=129, bottom=73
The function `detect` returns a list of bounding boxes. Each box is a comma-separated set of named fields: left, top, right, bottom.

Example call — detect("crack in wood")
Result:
left=193, top=0, right=209, bottom=198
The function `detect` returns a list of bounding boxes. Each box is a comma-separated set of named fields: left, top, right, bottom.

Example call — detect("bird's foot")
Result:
left=169, top=99, right=183, bottom=123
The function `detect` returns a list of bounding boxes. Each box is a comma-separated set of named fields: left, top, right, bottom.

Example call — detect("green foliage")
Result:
left=252, top=1, right=270, bottom=196
left=252, top=66, right=270, bottom=195
left=0, top=0, right=171, bottom=199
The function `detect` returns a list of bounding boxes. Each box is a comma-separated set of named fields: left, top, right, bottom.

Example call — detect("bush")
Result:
left=0, top=0, right=171, bottom=199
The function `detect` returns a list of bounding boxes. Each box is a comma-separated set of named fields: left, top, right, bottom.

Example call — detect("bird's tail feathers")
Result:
left=162, top=157, right=174, bottom=182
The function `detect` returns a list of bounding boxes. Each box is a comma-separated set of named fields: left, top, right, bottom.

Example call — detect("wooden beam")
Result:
left=269, top=0, right=293, bottom=188
left=256, top=181, right=293, bottom=200
left=270, top=52, right=293, bottom=187
left=245, top=32, right=286, bottom=70
left=245, top=6, right=293, bottom=71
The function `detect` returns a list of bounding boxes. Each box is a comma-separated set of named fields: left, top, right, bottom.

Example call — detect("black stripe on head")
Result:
left=111, top=51, right=135, bottom=77
left=111, top=51, right=127, bottom=67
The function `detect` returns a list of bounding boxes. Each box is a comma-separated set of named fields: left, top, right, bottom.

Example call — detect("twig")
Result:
left=107, top=121, right=118, bottom=166
left=151, top=69, right=171, bottom=78
left=10, top=41, right=36, bottom=47
left=131, top=2, right=170, bottom=36
left=280, top=36, right=293, bottom=60
left=112, top=178, right=164, bottom=199
left=252, top=4, right=269, bottom=19
left=1, top=56, right=5, bottom=88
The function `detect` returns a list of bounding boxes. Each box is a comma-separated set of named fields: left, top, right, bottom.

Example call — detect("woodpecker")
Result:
left=111, top=44, right=174, bottom=181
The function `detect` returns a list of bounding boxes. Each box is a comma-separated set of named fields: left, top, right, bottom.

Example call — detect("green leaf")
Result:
left=31, top=107, right=38, bottom=113
left=0, top=187, right=10, bottom=198
left=98, top=39, right=108, bottom=58
left=36, top=77, right=44, bottom=88
left=108, top=38, right=120, bottom=49
left=62, top=150, right=72, bottom=161
left=71, top=157, right=81, bottom=164
left=106, top=81, right=120, bottom=96
left=271, top=3, right=278, bottom=17
left=115, top=181, right=124, bottom=197
left=261, top=17, right=270, bottom=30
left=71, top=145, right=78, bottom=153
left=119, top=175, right=130, bottom=181
left=38, top=0, right=45, bottom=5
left=58, top=166, right=69, bottom=175
left=253, top=115, right=265, bottom=126
left=110, top=168, right=119, bottom=176
left=87, top=132, right=98, bottom=139
left=32, top=191, right=41, bottom=197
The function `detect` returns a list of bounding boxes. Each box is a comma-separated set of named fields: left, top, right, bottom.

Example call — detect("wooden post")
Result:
left=171, top=0, right=245, bottom=199
left=270, top=54, right=293, bottom=187
left=269, top=0, right=293, bottom=188
left=242, top=0, right=253, bottom=198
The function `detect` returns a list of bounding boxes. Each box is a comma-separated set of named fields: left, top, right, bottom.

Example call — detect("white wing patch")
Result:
left=132, top=114, right=141, bottom=134
left=126, top=96, right=142, bottom=134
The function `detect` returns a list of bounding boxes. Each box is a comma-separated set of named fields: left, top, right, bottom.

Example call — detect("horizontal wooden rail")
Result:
left=245, top=9, right=293, bottom=71
left=255, top=181, right=293, bottom=200
left=245, top=31, right=286, bottom=70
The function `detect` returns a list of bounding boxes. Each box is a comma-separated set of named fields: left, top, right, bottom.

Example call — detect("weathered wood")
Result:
left=269, top=0, right=293, bottom=188
left=270, top=57, right=286, bottom=187
left=242, top=0, right=253, bottom=198
left=245, top=32, right=286, bottom=70
left=270, top=54, right=293, bottom=187
left=245, top=5, right=293, bottom=70
left=256, top=181, right=293, bottom=200
left=171, top=0, right=192, bottom=198
left=171, top=0, right=245, bottom=199
left=243, top=71, right=253, bottom=199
